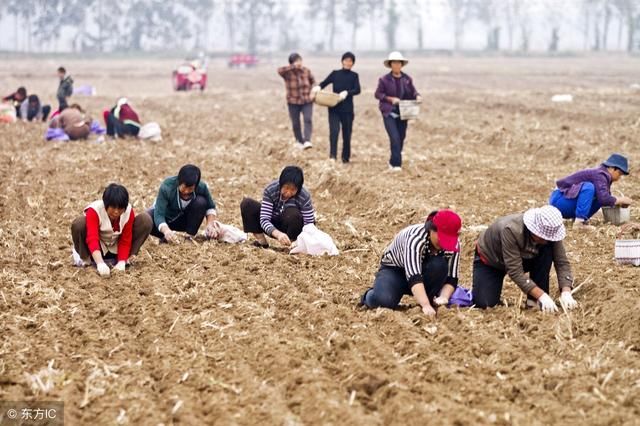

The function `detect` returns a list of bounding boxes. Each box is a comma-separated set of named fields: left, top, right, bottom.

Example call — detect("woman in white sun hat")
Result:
left=374, top=51, right=422, bottom=171
left=472, top=205, right=578, bottom=312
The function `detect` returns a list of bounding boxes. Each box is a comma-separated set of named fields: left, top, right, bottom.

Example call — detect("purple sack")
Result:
left=448, top=286, right=473, bottom=307
left=90, top=120, right=105, bottom=135
left=45, top=127, right=70, bottom=141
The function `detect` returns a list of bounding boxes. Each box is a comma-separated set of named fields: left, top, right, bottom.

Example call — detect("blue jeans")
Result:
left=549, top=182, right=601, bottom=220
left=361, top=255, right=448, bottom=309
left=383, top=115, right=408, bottom=167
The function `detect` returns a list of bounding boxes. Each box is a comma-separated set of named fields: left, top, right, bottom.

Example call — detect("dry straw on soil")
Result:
left=0, top=56, right=639, bottom=425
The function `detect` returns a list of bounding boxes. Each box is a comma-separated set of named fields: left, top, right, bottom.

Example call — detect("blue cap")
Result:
left=602, top=153, right=629, bottom=175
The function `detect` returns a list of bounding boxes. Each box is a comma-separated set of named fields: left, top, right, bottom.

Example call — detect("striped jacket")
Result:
left=260, top=180, right=315, bottom=236
left=380, top=224, right=460, bottom=286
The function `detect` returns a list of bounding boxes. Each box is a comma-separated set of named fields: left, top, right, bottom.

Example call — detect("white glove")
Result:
left=559, top=291, right=578, bottom=310
left=311, top=86, right=321, bottom=94
left=96, top=262, right=111, bottom=277
left=339, top=90, right=348, bottom=100
left=160, top=224, right=179, bottom=244
left=537, top=293, right=558, bottom=313
left=433, top=296, right=449, bottom=306
left=205, top=221, right=221, bottom=239
left=113, top=261, right=126, bottom=272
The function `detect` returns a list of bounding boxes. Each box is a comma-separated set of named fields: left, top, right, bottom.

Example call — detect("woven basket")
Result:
left=314, top=91, right=341, bottom=107
left=615, top=239, right=640, bottom=266
left=399, top=100, right=420, bottom=120
left=602, top=206, right=630, bottom=225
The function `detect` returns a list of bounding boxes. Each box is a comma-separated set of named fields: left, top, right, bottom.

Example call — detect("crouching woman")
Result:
left=359, top=210, right=462, bottom=317
left=240, top=166, right=315, bottom=248
left=71, top=183, right=152, bottom=277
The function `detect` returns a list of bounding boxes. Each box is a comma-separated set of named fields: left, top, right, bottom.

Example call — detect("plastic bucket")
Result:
left=602, top=206, right=630, bottom=225
left=399, top=100, right=420, bottom=120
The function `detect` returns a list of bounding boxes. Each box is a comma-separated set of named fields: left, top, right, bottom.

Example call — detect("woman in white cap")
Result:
left=472, top=205, right=578, bottom=312
left=374, top=51, right=422, bottom=171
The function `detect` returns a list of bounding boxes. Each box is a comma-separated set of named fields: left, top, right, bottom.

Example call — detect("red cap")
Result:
left=432, top=210, right=462, bottom=252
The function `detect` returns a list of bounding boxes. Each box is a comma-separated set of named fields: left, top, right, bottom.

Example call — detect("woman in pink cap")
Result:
left=359, top=210, right=462, bottom=317
left=473, top=205, right=577, bottom=312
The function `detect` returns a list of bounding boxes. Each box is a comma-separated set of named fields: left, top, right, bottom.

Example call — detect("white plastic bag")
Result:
left=138, top=122, right=162, bottom=141
left=217, top=223, right=247, bottom=244
left=289, top=224, right=339, bottom=256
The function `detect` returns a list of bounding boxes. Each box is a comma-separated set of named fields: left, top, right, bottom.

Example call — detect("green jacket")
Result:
left=152, top=176, right=216, bottom=226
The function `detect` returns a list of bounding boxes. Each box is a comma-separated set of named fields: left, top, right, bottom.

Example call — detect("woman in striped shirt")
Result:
left=359, top=210, right=462, bottom=317
left=240, top=166, right=315, bottom=248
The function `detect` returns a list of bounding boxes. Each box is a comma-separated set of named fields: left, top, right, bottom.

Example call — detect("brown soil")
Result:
left=1, top=56, right=639, bottom=425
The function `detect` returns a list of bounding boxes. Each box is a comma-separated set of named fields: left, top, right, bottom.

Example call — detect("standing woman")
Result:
left=313, top=52, right=361, bottom=163
left=374, top=51, right=422, bottom=171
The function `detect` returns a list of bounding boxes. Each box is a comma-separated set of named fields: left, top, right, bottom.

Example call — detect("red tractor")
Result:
left=172, top=60, right=207, bottom=91
left=228, top=54, right=259, bottom=68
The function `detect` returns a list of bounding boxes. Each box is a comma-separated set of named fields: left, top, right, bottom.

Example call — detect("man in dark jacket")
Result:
left=147, top=165, right=220, bottom=243
left=473, top=206, right=577, bottom=312
left=57, top=66, right=74, bottom=111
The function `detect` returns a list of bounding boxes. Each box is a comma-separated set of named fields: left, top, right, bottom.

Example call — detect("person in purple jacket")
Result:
left=549, top=154, right=633, bottom=230
left=374, top=51, right=422, bottom=171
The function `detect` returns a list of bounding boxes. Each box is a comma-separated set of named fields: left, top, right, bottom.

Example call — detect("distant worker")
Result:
left=374, top=51, right=422, bottom=171
left=278, top=53, right=316, bottom=150
left=313, top=51, right=361, bottom=164
left=550, top=154, right=633, bottom=230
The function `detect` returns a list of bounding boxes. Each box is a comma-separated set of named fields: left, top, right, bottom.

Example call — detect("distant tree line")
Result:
left=1, top=0, right=640, bottom=53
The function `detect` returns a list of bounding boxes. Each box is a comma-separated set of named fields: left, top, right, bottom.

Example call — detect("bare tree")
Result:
left=613, top=0, right=640, bottom=51
left=475, top=0, right=501, bottom=51
left=365, top=0, right=384, bottom=50
left=384, top=0, right=399, bottom=50
left=409, top=0, right=428, bottom=50
left=511, top=0, right=532, bottom=52
left=307, top=0, right=340, bottom=51
left=344, top=0, right=363, bottom=49
left=448, top=0, right=473, bottom=51
left=235, top=0, right=276, bottom=54
left=183, top=0, right=215, bottom=50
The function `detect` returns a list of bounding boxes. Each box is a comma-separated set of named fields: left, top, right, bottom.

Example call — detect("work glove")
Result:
left=96, top=262, right=111, bottom=277
left=205, top=221, right=221, bottom=239
left=113, top=261, right=126, bottom=272
left=559, top=291, right=578, bottom=310
left=537, top=293, right=558, bottom=313
left=160, top=224, right=180, bottom=244
left=339, top=90, right=348, bottom=101
left=433, top=296, right=449, bottom=307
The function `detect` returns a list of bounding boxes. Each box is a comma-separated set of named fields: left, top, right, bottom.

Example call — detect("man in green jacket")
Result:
left=57, top=66, right=73, bottom=111
left=147, top=164, right=221, bottom=243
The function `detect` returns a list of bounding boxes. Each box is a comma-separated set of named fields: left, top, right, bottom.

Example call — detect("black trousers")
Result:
left=328, top=109, right=354, bottom=162
left=472, top=244, right=553, bottom=308
left=361, top=255, right=449, bottom=309
left=106, top=112, right=139, bottom=138
left=147, top=195, right=210, bottom=237
left=240, top=197, right=304, bottom=241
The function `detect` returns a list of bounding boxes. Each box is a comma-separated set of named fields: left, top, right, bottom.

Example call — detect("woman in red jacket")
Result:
left=103, top=98, right=141, bottom=138
left=71, top=184, right=152, bottom=277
